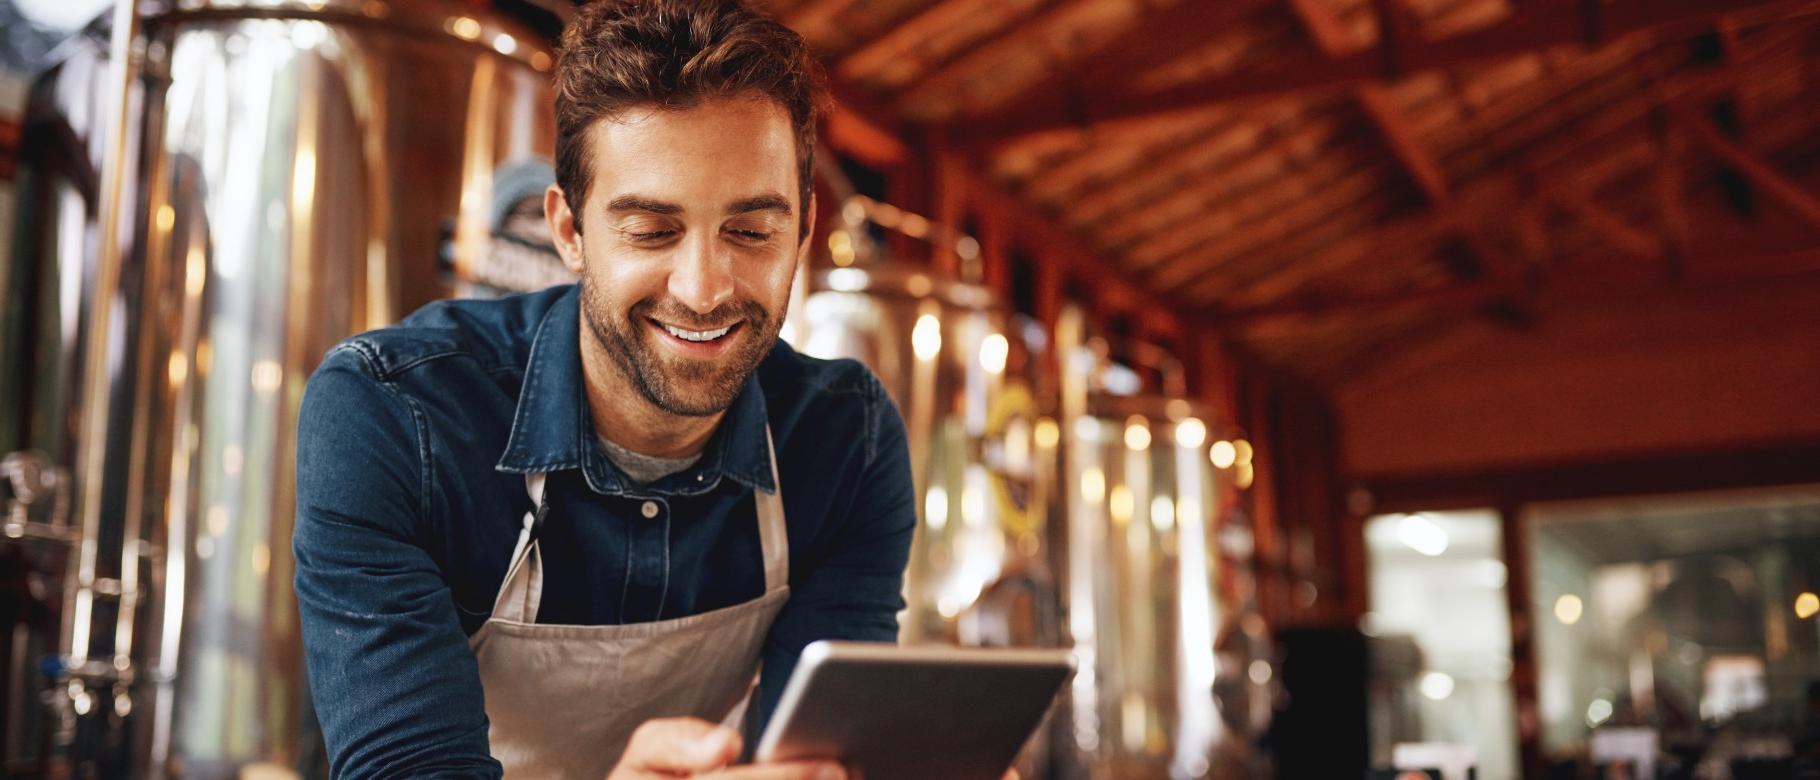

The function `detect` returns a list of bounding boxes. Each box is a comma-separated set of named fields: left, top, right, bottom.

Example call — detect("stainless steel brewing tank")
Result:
left=792, top=264, right=1063, bottom=648
left=1061, top=393, right=1235, bottom=780
left=0, top=0, right=555, bottom=773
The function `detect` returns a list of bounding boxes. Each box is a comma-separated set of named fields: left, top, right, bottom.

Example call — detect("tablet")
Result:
left=755, top=641, right=1074, bottom=780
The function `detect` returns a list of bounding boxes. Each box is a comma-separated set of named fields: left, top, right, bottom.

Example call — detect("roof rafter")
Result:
left=1216, top=22, right=1811, bottom=313
left=919, top=0, right=1278, bottom=128
left=948, top=0, right=1820, bottom=143
left=1678, top=109, right=1820, bottom=232
left=1206, top=244, right=1820, bottom=329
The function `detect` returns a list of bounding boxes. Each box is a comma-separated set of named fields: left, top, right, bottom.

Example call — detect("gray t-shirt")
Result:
left=598, top=435, right=701, bottom=485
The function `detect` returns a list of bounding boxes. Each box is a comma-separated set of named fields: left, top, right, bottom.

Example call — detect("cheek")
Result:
left=584, top=248, right=667, bottom=300
left=746, top=256, right=797, bottom=309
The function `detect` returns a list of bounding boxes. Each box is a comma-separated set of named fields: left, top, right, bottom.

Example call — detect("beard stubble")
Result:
left=579, top=274, right=778, bottom=417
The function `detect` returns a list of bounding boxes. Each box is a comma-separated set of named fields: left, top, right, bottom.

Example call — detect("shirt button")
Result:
left=641, top=500, right=659, bottom=519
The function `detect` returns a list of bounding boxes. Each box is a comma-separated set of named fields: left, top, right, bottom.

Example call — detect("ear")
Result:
left=794, top=190, right=818, bottom=269
left=545, top=184, right=586, bottom=276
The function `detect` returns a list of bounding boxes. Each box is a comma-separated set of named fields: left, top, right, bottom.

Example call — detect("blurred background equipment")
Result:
left=0, top=0, right=559, bottom=773
left=5, top=0, right=1820, bottom=777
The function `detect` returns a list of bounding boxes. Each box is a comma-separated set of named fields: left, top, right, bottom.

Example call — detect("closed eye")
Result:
left=726, top=228, right=774, bottom=243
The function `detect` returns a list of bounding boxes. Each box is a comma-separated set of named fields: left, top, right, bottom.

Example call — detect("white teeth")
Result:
left=662, top=323, right=733, bottom=342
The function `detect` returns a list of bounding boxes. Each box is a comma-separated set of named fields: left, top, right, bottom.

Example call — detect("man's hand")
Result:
left=607, top=718, right=847, bottom=779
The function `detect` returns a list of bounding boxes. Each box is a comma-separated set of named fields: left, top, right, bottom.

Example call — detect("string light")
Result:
left=1123, top=417, right=1151, bottom=450
left=1175, top=418, right=1207, bottom=449
left=1555, top=594, right=1584, bottom=625
left=979, top=333, right=1008, bottom=374
left=911, top=314, right=941, bottom=361
left=1033, top=418, right=1060, bottom=449
left=1796, top=592, right=1819, bottom=619
left=1210, top=441, right=1237, bottom=469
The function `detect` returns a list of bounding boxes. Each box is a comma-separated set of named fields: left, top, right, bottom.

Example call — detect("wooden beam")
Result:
left=824, top=104, right=910, bottom=169
left=931, top=141, right=967, bottom=279
left=832, top=0, right=983, bottom=81
left=784, top=0, right=864, bottom=47
left=890, top=0, right=1101, bottom=118
left=1544, top=183, right=1668, bottom=259
left=823, top=80, right=914, bottom=166
left=1678, top=110, right=1820, bottom=232
left=1211, top=245, right=1820, bottom=329
left=1369, top=0, right=1413, bottom=76
left=1222, top=29, right=1807, bottom=311
left=1075, top=113, right=1333, bottom=227
left=1092, top=117, right=1354, bottom=250
left=1020, top=110, right=1240, bottom=206
left=1356, top=86, right=1451, bottom=205
left=964, top=172, right=1203, bottom=336
left=1357, top=438, right=1820, bottom=512
left=1225, top=140, right=1653, bottom=309
left=1282, top=0, right=1518, bottom=297
left=1138, top=159, right=1388, bottom=289
left=947, top=0, right=1820, bottom=143
left=927, top=0, right=1278, bottom=131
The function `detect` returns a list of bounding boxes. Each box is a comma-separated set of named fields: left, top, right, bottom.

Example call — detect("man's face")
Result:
left=547, top=96, right=812, bottom=417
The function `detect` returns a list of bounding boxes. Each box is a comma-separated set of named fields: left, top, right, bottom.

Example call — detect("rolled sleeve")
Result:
left=293, top=346, right=501, bottom=779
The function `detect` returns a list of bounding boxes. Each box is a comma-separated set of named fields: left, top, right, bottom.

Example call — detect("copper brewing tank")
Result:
left=794, top=260, right=1063, bottom=649
left=0, top=0, right=556, bottom=773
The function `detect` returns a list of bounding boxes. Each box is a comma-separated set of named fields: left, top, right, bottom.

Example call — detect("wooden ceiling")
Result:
left=758, top=0, right=1820, bottom=387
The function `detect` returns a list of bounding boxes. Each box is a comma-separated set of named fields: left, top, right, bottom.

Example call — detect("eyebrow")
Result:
left=603, top=193, right=794, bottom=219
left=727, top=193, right=793, bottom=217
left=605, top=195, right=683, bottom=215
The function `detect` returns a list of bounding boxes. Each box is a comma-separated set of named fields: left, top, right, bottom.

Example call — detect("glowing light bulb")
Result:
left=1795, top=591, right=1818, bottom=619
left=912, top=314, right=941, bottom=361
left=1555, top=594, right=1584, bottom=625
left=1033, top=418, right=1060, bottom=449
left=1109, top=485, right=1134, bottom=526
left=449, top=16, right=481, bottom=40
left=1124, top=417, right=1151, bottom=450
left=1174, top=418, right=1206, bottom=449
left=1150, top=495, right=1175, bottom=532
left=979, top=333, right=1008, bottom=374
left=1419, top=671, right=1455, bottom=701
left=1082, top=467, right=1105, bottom=503
left=1210, top=440, right=1237, bottom=469
left=925, top=487, right=948, bottom=530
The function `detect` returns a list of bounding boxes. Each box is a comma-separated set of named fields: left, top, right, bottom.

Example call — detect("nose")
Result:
left=667, top=234, right=735, bottom=315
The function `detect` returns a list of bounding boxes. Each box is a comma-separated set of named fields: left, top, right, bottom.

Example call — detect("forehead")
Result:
left=586, top=96, right=798, bottom=202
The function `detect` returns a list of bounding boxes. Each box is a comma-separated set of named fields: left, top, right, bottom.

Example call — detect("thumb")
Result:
left=614, top=717, right=742, bottom=775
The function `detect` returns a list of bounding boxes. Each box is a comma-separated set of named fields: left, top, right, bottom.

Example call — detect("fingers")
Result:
left=614, top=717, right=742, bottom=776
left=707, top=760, right=847, bottom=780
left=1003, top=770, right=1021, bottom=780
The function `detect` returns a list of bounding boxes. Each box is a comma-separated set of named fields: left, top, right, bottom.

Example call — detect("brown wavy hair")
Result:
left=553, top=0, right=828, bottom=236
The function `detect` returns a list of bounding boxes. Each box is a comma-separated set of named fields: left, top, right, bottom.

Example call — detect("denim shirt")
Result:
left=292, top=285, right=915, bottom=779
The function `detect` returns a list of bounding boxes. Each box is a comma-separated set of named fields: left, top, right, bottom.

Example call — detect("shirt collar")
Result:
left=495, top=285, right=777, bottom=497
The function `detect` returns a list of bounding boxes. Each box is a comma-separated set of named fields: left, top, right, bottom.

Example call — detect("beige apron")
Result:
left=470, top=429, right=791, bottom=779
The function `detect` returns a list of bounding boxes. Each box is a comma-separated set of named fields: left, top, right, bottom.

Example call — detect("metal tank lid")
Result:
left=810, top=263, right=1009, bottom=315
left=139, top=0, right=562, bottom=70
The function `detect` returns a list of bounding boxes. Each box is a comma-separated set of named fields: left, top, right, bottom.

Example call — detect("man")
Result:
left=292, top=1, right=913, bottom=777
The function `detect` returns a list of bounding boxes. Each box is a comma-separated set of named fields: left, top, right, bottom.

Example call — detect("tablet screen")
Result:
left=756, top=641, right=1074, bottom=780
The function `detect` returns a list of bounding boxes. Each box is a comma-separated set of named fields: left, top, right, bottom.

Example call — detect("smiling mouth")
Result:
left=652, top=319, right=741, bottom=343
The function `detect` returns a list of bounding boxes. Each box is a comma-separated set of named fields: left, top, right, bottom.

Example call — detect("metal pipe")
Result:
left=65, top=0, right=145, bottom=679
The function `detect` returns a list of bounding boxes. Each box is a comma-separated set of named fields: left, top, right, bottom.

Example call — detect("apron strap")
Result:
left=757, top=425, right=789, bottom=593
left=490, top=473, right=548, bottom=624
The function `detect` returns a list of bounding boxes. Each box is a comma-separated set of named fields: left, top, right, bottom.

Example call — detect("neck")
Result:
left=578, top=321, right=724, bottom=459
